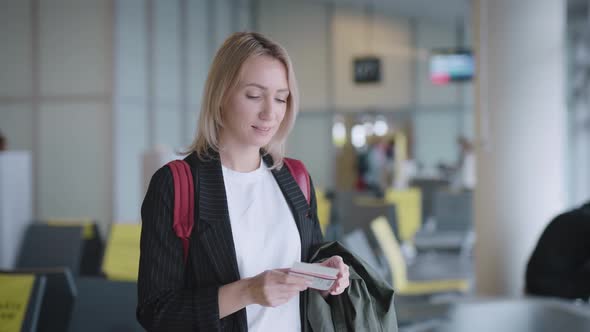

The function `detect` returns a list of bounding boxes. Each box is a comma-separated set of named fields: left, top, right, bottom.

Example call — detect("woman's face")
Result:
left=221, top=55, right=290, bottom=150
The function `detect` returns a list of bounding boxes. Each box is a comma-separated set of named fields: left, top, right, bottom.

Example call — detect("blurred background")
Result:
left=1, top=0, right=590, bottom=331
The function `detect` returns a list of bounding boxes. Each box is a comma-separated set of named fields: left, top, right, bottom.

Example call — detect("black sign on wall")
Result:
left=354, top=57, right=381, bottom=83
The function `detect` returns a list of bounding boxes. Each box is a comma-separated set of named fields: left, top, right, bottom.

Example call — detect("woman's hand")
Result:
left=317, top=255, right=350, bottom=296
left=246, top=269, right=311, bottom=307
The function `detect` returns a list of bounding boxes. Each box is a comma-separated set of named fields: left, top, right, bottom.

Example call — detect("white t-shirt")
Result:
left=222, top=160, right=302, bottom=332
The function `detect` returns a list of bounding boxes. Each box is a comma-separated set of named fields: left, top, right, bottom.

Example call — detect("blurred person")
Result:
left=0, top=130, right=6, bottom=150
left=385, top=137, right=395, bottom=186
left=355, top=146, right=369, bottom=190
left=438, top=136, right=476, bottom=189
left=137, top=32, right=349, bottom=332
left=526, top=201, right=590, bottom=300
left=363, top=136, right=387, bottom=196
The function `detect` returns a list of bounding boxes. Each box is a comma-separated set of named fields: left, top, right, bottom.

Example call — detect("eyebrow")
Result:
left=244, top=83, right=289, bottom=93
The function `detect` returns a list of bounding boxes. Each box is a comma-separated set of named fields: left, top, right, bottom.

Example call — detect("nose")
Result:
left=258, top=97, right=274, bottom=120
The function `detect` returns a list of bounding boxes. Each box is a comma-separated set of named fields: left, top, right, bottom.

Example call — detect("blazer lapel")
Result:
left=186, top=152, right=241, bottom=284
left=267, top=155, right=314, bottom=262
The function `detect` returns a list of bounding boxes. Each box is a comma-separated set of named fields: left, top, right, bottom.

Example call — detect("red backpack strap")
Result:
left=283, top=158, right=311, bottom=205
left=167, top=160, right=195, bottom=264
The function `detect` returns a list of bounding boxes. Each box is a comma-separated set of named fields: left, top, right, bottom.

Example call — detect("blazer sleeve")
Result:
left=137, top=166, right=221, bottom=332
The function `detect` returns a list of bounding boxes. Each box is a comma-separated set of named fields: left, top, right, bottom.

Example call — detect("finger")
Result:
left=336, top=266, right=349, bottom=279
left=272, top=269, right=307, bottom=285
left=328, top=280, right=340, bottom=293
left=279, top=287, right=306, bottom=299
left=336, top=262, right=348, bottom=275
left=277, top=284, right=309, bottom=294
left=339, top=280, right=349, bottom=290
left=290, top=282, right=310, bottom=292
left=330, top=285, right=343, bottom=295
left=338, top=275, right=350, bottom=289
left=329, top=277, right=349, bottom=294
left=283, top=273, right=313, bottom=287
left=342, top=275, right=350, bottom=285
left=325, top=256, right=342, bottom=268
left=331, top=280, right=347, bottom=295
left=340, top=271, right=350, bottom=281
left=321, top=255, right=342, bottom=267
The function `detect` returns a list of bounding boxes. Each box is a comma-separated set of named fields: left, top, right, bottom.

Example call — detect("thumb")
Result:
left=325, top=255, right=343, bottom=265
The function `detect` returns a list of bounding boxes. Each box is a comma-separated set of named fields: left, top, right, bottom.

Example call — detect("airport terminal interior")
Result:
left=1, top=0, right=590, bottom=331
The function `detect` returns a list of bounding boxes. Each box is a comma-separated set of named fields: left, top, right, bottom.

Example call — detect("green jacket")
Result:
left=305, top=242, right=398, bottom=332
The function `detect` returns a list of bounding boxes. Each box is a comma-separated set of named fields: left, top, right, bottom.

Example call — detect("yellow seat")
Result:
left=102, top=223, right=141, bottom=281
left=315, top=189, right=331, bottom=235
left=370, top=216, right=469, bottom=295
left=46, top=218, right=95, bottom=240
left=385, top=188, right=422, bottom=242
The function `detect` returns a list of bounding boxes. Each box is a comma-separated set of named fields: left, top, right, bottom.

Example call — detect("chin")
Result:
left=255, top=135, right=276, bottom=145
left=253, top=139, right=273, bottom=149
left=241, top=138, right=272, bottom=150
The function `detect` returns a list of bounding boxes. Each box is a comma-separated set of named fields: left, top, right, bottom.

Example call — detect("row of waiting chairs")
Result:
left=15, top=221, right=141, bottom=282
left=1, top=269, right=140, bottom=332
left=326, top=186, right=473, bottom=239
left=1, top=221, right=143, bottom=331
left=342, top=216, right=471, bottom=297
left=0, top=268, right=143, bottom=332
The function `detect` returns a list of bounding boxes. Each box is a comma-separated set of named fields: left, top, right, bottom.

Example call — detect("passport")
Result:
left=289, top=262, right=338, bottom=291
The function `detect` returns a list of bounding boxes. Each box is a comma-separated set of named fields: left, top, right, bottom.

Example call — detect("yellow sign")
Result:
left=0, top=274, right=35, bottom=332
left=102, top=224, right=142, bottom=281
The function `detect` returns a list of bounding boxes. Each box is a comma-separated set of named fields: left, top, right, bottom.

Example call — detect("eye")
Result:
left=246, top=95, right=261, bottom=99
left=275, top=98, right=287, bottom=104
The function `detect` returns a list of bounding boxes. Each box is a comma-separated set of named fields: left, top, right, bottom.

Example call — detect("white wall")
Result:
left=114, top=0, right=148, bottom=223
left=0, top=0, right=34, bottom=151
left=0, top=0, right=113, bottom=234
left=332, top=6, right=412, bottom=110
left=40, top=0, right=110, bottom=96
left=475, top=0, right=567, bottom=296
left=0, top=0, right=32, bottom=97
left=257, top=0, right=331, bottom=111
left=186, top=0, right=211, bottom=144
left=38, top=103, right=111, bottom=227
left=39, top=0, right=112, bottom=232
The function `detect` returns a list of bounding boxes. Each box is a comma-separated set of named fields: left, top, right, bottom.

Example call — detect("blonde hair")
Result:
left=185, top=32, right=299, bottom=169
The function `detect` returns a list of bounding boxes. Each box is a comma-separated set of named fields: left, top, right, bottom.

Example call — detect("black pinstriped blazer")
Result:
left=137, top=150, right=324, bottom=331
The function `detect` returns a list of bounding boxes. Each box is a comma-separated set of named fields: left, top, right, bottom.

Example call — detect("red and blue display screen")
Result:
left=430, top=50, right=474, bottom=85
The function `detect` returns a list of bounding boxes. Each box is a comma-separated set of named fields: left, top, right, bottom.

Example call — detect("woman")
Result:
left=137, top=32, right=350, bottom=332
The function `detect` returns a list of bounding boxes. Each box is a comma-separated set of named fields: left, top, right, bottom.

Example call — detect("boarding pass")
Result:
left=289, top=262, right=338, bottom=291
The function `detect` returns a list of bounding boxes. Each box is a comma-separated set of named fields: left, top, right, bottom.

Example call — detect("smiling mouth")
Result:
left=252, top=126, right=271, bottom=132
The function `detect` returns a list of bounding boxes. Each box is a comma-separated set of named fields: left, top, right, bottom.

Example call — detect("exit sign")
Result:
left=354, top=57, right=381, bottom=83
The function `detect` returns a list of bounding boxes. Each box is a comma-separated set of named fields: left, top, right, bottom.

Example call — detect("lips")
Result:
left=252, top=125, right=271, bottom=132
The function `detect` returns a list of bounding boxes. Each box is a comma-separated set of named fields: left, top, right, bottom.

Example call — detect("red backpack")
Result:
left=167, top=158, right=310, bottom=263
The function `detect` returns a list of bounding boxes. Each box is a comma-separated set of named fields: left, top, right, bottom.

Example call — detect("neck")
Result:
left=218, top=140, right=261, bottom=172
